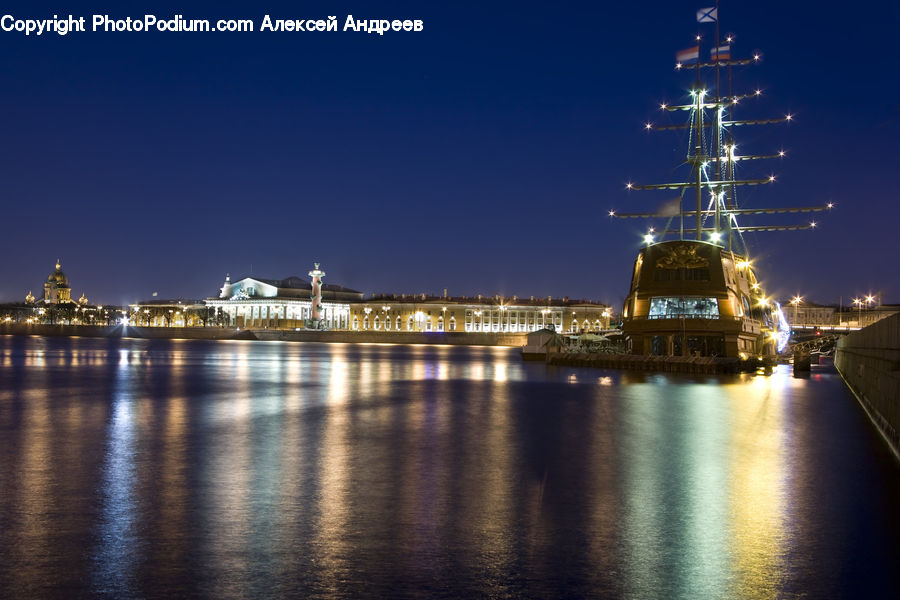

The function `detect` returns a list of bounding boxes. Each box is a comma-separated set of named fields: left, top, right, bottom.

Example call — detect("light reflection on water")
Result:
left=0, top=336, right=898, bottom=598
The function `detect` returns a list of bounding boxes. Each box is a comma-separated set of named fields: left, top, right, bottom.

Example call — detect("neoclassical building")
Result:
left=205, top=269, right=363, bottom=329
left=348, top=294, right=612, bottom=334
left=129, top=262, right=613, bottom=334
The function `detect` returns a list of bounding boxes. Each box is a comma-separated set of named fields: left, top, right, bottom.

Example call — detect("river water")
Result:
left=0, top=336, right=897, bottom=599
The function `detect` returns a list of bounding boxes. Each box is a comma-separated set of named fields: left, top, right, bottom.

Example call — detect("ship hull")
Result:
left=622, top=240, right=778, bottom=358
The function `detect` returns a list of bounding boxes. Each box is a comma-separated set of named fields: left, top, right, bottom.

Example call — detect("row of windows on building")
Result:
left=207, top=302, right=351, bottom=329
left=351, top=309, right=606, bottom=334
left=134, top=300, right=612, bottom=333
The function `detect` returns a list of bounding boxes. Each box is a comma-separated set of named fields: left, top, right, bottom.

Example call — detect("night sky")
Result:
left=1, top=1, right=897, bottom=307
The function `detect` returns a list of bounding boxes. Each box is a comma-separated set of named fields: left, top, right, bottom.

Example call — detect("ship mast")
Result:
left=612, top=3, right=832, bottom=256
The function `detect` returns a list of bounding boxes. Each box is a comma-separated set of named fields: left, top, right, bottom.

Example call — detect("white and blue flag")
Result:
left=697, top=7, right=717, bottom=23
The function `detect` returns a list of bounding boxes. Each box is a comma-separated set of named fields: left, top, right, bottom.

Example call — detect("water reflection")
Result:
left=0, top=337, right=898, bottom=598
left=92, top=349, right=139, bottom=596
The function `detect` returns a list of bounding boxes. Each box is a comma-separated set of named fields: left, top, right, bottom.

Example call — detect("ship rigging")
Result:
left=613, top=2, right=831, bottom=360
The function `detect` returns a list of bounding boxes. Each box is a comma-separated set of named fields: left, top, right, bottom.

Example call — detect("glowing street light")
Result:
left=852, top=297, right=863, bottom=326
left=790, top=295, right=803, bottom=327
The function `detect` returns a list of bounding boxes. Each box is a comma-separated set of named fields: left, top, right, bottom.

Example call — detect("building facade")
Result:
left=348, top=294, right=611, bottom=334
left=41, top=260, right=74, bottom=305
left=204, top=272, right=363, bottom=329
left=127, top=263, right=613, bottom=335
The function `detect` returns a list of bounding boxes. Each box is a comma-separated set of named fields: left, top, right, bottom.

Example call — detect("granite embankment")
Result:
left=0, top=323, right=526, bottom=347
left=835, top=314, right=900, bottom=458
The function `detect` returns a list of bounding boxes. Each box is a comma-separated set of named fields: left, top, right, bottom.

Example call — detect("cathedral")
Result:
left=26, top=260, right=88, bottom=306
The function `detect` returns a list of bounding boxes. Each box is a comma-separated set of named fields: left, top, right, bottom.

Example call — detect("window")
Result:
left=648, top=297, right=719, bottom=319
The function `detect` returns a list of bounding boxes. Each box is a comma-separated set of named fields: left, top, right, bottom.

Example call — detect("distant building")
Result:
left=41, top=260, right=75, bottom=305
left=786, top=299, right=900, bottom=329
left=129, top=263, right=613, bottom=334
left=128, top=299, right=208, bottom=327
left=204, top=270, right=363, bottom=329
left=785, top=301, right=836, bottom=328
left=4, top=260, right=104, bottom=325
left=348, top=294, right=611, bottom=334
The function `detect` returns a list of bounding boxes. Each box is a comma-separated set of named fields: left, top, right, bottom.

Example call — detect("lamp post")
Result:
left=790, top=295, right=802, bottom=329
left=865, top=295, right=875, bottom=327
left=852, top=298, right=862, bottom=328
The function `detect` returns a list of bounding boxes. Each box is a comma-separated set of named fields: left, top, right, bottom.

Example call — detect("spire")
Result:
left=56, top=259, right=61, bottom=270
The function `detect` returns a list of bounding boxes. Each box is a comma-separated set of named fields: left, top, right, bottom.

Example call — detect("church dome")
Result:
left=47, top=260, right=69, bottom=287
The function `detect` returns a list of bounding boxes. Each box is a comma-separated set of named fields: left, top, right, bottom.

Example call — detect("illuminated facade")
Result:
left=6, top=260, right=105, bottom=325
left=129, top=263, right=613, bottom=334
left=348, top=295, right=611, bottom=334
left=41, top=260, right=74, bottom=305
left=204, top=271, right=363, bottom=329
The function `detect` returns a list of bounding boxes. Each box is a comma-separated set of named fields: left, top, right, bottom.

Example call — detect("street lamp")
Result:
left=790, top=295, right=802, bottom=328
left=852, top=298, right=862, bottom=327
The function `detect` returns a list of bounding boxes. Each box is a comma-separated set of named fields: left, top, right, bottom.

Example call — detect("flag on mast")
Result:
left=676, top=46, right=700, bottom=65
left=697, top=7, right=717, bottom=23
left=710, top=45, right=731, bottom=60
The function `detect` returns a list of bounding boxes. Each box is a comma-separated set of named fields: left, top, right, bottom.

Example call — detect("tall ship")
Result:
left=611, top=4, right=831, bottom=360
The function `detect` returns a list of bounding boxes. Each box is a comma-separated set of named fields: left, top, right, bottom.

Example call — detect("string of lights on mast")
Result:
left=609, top=3, right=833, bottom=256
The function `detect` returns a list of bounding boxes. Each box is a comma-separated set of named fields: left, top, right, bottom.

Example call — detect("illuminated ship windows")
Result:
left=648, top=297, right=719, bottom=319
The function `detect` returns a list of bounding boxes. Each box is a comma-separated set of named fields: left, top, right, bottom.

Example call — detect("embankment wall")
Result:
left=835, top=314, right=900, bottom=458
left=0, top=323, right=526, bottom=347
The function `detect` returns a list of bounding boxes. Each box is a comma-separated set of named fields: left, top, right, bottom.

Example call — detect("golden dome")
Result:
left=46, top=259, right=69, bottom=287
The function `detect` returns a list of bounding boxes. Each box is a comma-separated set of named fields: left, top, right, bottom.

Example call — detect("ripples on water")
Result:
left=0, top=336, right=898, bottom=599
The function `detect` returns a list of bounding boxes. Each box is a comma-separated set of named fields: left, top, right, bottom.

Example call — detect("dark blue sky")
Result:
left=1, top=1, right=897, bottom=307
